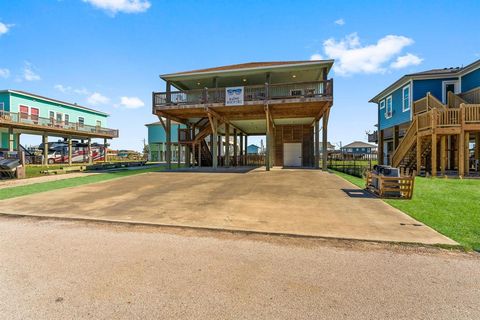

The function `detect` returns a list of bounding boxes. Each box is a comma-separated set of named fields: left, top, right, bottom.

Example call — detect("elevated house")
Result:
left=369, top=59, right=480, bottom=176
left=0, top=90, right=118, bottom=164
left=247, top=144, right=260, bottom=155
left=152, top=60, right=334, bottom=170
left=146, top=121, right=185, bottom=162
left=341, top=141, right=377, bottom=159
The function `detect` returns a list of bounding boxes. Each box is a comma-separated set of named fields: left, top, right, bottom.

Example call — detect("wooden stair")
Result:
left=193, top=139, right=213, bottom=166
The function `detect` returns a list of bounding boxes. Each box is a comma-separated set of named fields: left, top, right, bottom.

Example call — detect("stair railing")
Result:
left=391, top=117, right=417, bottom=167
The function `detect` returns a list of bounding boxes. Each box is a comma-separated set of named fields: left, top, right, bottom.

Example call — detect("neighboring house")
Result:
left=341, top=141, right=377, bottom=155
left=0, top=90, right=118, bottom=164
left=247, top=144, right=260, bottom=154
left=145, top=121, right=185, bottom=162
left=369, top=59, right=480, bottom=176
left=152, top=60, right=334, bottom=169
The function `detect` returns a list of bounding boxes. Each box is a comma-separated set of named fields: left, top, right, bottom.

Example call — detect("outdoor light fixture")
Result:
left=292, top=74, right=297, bottom=78
left=243, top=78, right=247, bottom=82
left=197, top=82, right=201, bottom=86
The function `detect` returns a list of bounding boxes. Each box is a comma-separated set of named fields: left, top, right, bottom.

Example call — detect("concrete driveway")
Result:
left=0, top=168, right=456, bottom=245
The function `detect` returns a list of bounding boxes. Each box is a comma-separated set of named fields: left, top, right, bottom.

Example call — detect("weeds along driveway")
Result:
left=0, top=168, right=457, bottom=245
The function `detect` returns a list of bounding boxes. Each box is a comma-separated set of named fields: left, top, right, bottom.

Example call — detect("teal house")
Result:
left=247, top=144, right=260, bottom=154
left=369, top=59, right=480, bottom=176
left=146, top=121, right=184, bottom=162
left=0, top=90, right=118, bottom=164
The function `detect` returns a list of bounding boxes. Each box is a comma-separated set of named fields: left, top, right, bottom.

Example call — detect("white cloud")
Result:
left=87, top=92, right=110, bottom=106
left=390, top=53, right=423, bottom=69
left=74, top=88, right=90, bottom=95
left=318, top=33, right=418, bottom=76
left=310, top=53, right=323, bottom=60
left=83, top=0, right=151, bottom=15
left=0, top=68, right=10, bottom=79
left=54, top=84, right=72, bottom=93
left=119, top=96, right=144, bottom=109
left=334, top=18, right=345, bottom=26
left=0, top=22, right=12, bottom=36
left=23, top=62, right=41, bottom=81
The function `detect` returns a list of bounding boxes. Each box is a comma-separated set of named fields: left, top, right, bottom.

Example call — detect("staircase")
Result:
left=192, top=139, right=213, bottom=166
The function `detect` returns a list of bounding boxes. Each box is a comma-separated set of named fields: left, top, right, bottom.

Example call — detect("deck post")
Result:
left=103, top=138, right=108, bottom=163
left=416, top=136, right=422, bottom=173
left=197, top=142, right=201, bottom=167
left=378, top=130, right=384, bottom=165
left=219, top=132, right=223, bottom=166
left=245, top=135, right=248, bottom=166
left=458, top=132, right=465, bottom=177
left=211, top=118, right=218, bottom=169
left=68, top=137, right=73, bottom=165
left=322, top=110, right=329, bottom=171
left=239, top=132, right=243, bottom=166
left=265, top=106, right=270, bottom=171
left=225, top=123, right=230, bottom=167
left=440, top=135, right=446, bottom=176
left=8, top=127, right=14, bottom=152
left=465, top=132, right=470, bottom=176
left=42, top=134, right=48, bottom=165
left=166, top=118, right=172, bottom=170
left=431, top=132, right=437, bottom=177
left=178, top=143, right=181, bottom=167
left=393, top=125, right=399, bottom=152
left=475, top=133, right=480, bottom=163
left=87, top=138, right=93, bottom=164
left=233, top=129, right=238, bottom=166
left=185, top=127, right=191, bottom=167
left=315, top=120, right=320, bottom=169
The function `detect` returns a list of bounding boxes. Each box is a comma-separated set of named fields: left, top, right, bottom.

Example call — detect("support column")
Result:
left=225, top=123, right=230, bottom=167
left=158, top=144, right=161, bottom=163
left=43, top=134, right=49, bottom=165
left=178, top=144, right=181, bottom=167
left=233, top=129, right=238, bottom=166
left=393, top=125, right=400, bottom=152
left=431, top=132, right=437, bottom=177
left=440, top=135, right=446, bottom=176
left=378, top=130, right=384, bottom=165
left=166, top=118, right=172, bottom=169
left=16, top=133, right=21, bottom=151
left=475, top=133, right=480, bottom=162
left=245, top=135, right=248, bottom=166
left=465, top=132, right=470, bottom=176
left=315, top=120, right=320, bottom=169
left=211, top=117, right=218, bottom=169
left=458, top=132, right=465, bottom=177
left=239, top=133, right=244, bottom=166
left=322, top=111, right=329, bottom=171
left=265, top=107, right=270, bottom=171
left=103, top=138, right=108, bottom=163
left=88, top=138, right=93, bottom=165
left=68, top=137, right=73, bottom=166
left=8, top=127, right=14, bottom=152
left=197, top=143, right=201, bottom=167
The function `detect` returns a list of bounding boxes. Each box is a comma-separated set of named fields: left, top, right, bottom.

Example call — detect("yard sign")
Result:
left=225, top=86, right=244, bottom=106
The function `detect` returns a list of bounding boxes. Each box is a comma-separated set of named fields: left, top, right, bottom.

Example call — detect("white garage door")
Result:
left=283, top=143, right=302, bottom=167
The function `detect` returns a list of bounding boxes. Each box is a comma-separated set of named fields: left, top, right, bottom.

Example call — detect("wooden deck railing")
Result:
left=413, top=92, right=446, bottom=114
left=460, top=87, right=480, bottom=104
left=391, top=117, right=417, bottom=167
left=447, top=91, right=467, bottom=108
left=464, top=104, right=480, bottom=123
left=0, top=110, right=119, bottom=138
left=153, top=80, right=333, bottom=107
left=437, top=108, right=459, bottom=126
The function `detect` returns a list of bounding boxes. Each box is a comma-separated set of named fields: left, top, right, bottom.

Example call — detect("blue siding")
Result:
left=412, top=78, right=458, bottom=102
left=378, top=85, right=411, bottom=130
left=461, top=68, right=480, bottom=92
left=147, top=123, right=182, bottom=143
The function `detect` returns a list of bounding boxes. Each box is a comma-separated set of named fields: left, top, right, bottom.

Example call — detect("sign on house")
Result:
left=225, top=86, right=244, bottom=106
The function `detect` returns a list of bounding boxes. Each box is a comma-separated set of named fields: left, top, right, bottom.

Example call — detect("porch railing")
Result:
left=153, top=79, right=333, bottom=107
left=0, top=110, right=119, bottom=138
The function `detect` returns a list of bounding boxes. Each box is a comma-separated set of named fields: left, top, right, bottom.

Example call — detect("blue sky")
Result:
left=1, top=0, right=479, bottom=150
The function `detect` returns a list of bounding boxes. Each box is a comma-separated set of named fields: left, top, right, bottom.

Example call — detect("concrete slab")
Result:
left=0, top=168, right=457, bottom=245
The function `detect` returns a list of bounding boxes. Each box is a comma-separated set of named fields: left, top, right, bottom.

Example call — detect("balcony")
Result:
left=0, top=111, right=119, bottom=138
left=153, top=79, right=333, bottom=109
left=367, top=131, right=378, bottom=143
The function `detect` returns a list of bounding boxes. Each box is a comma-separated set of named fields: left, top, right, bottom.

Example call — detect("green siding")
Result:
left=0, top=129, right=18, bottom=150
left=0, top=92, right=10, bottom=112
left=8, top=92, right=108, bottom=127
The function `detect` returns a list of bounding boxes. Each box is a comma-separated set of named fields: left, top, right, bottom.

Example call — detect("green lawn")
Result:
left=1, top=165, right=179, bottom=201
left=332, top=170, right=480, bottom=251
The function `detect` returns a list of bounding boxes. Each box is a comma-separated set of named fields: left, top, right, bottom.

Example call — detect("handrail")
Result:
left=0, top=110, right=119, bottom=138
left=447, top=91, right=467, bottom=108
left=392, top=117, right=417, bottom=167
left=459, top=87, right=480, bottom=104
left=464, top=104, right=480, bottom=123
left=153, top=79, right=333, bottom=107
left=413, top=92, right=446, bottom=114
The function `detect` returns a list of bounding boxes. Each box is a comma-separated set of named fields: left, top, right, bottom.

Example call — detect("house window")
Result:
left=56, top=112, right=63, bottom=124
left=402, top=85, right=410, bottom=112
left=31, top=108, right=39, bottom=122
left=385, top=96, right=392, bottom=119
left=64, top=114, right=69, bottom=125
left=0, top=102, right=4, bottom=113
left=379, top=100, right=385, bottom=110
left=96, top=120, right=101, bottom=127
left=78, top=117, right=84, bottom=127
left=20, top=105, right=29, bottom=120
left=49, top=111, right=55, bottom=122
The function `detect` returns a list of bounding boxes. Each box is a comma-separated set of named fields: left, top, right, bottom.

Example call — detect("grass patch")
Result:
left=332, top=170, right=480, bottom=251
left=1, top=165, right=178, bottom=201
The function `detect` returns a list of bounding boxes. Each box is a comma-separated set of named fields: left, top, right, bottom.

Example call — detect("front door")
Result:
left=442, top=80, right=459, bottom=104
left=283, top=143, right=302, bottom=167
